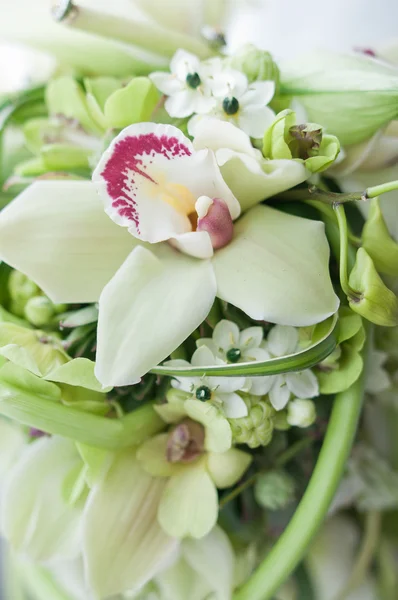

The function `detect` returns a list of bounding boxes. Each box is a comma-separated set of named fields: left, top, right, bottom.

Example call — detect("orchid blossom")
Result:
left=0, top=122, right=339, bottom=387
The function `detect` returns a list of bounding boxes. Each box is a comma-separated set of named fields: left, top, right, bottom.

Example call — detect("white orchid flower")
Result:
left=0, top=122, right=339, bottom=387
left=1, top=435, right=178, bottom=598
left=189, top=68, right=276, bottom=138
left=262, top=325, right=320, bottom=410
left=166, top=345, right=248, bottom=419
left=150, top=50, right=216, bottom=118
left=192, top=118, right=309, bottom=211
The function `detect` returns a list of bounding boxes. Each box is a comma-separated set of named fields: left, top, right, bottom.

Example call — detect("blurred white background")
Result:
left=1, top=0, right=398, bottom=94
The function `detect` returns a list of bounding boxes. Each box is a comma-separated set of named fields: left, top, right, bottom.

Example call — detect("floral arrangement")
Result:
left=0, top=1, right=398, bottom=599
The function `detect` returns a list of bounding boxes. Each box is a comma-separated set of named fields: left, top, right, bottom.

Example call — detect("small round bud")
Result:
left=254, top=471, right=295, bottom=510
left=186, top=72, right=201, bottom=89
left=226, top=44, right=280, bottom=87
left=287, top=398, right=316, bottom=428
left=195, top=385, right=212, bottom=401
left=230, top=399, right=275, bottom=448
left=226, top=348, right=241, bottom=363
left=8, top=270, right=40, bottom=306
left=24, top=296, right=55, bottom=327
left=222, top=97, right=240, bottom=115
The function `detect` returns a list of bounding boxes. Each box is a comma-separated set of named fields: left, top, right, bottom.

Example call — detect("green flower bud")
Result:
left=229, top=399, right=275, bottom=448
left=254, top=470, right=295, bottom=510
left=287, top=398, right=316, bottom=428
left=280, top=50, right=398, bottom=145
left=362, top=197, right=398, bottom=277
left=24, top=296, right=55, bottom=327
left=348, top=248, right=398, bottom=327
left=273, top=410, right=290, bottom=431
left=262, top=109, right=340, bottom=172
left=226, top=44, right=280, bottom=87
left=8, top=270, right=40, bottom=306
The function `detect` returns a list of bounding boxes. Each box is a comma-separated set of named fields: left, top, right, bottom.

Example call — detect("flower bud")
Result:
left=362, top=197, right=398, bottom=277
left=226, top=44, right=280, bottom=87
left=8, top=270, right=40, bottom=306
left=280, top=50, right=398, bottom=145
left=229, top=399, right=275, bottom=448
left=254, top=470, right=295, bottom=510
left=287, top=398, right=316, bottom=428
left=262, top=109, right=340, bottom=172
left=24, top=296, right=55, bottom=327
left=348, top=248, right=398, bottom=327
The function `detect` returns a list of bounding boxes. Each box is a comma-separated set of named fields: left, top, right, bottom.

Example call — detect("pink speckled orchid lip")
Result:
left=92, top=123, right=240, bottom=255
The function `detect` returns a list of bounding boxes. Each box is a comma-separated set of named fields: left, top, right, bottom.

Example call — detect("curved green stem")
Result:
left=334, top=203, right=360, bottom=300
left=333, top=511, right=381, bottom=600
left=233, top=340, right=368, bottom=600
left=275, top=179, right=398, bottom=205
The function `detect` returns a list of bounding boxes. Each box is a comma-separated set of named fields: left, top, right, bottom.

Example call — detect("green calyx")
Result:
left=361, top=197, right=398, bottom=277
left=254, top=470, right=295, bottom=510
left=226, top=44, right=280, bottom=87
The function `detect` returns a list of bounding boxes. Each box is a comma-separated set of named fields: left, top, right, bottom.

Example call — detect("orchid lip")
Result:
left=196, top=196, right=234, bottom=250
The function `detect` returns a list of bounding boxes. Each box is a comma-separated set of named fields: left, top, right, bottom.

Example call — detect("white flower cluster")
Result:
left=166, top=319, right=319, bottom=428
left=150, top=50, right=276, bottom=138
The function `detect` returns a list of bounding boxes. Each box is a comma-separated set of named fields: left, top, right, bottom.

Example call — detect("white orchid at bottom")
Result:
left=0, top=122, right=339, bottom=387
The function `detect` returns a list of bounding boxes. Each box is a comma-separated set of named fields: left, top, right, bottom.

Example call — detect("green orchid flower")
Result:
left=0, top=122, right=339, bottom=387
left=137, top=420, right=252, bottom=538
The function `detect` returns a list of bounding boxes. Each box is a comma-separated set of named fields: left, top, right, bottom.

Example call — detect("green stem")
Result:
left=233, top=342, right=368, bottom=600
left=377, top=538, right=397, bottom=600
left=367, top=180, right=398, bottom=198
left=54, top=1, right=215, bottom=60
left=333, top=511, right=381, bottom=600
left=275, top=179, right=398, bottom=205
left=0, top=393, right=164, bottom=449
left=334, top=204, right=354, bottom=298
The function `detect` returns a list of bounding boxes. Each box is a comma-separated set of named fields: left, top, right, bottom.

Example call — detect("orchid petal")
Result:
left=171, top=230, right=214, bottom=259
left=0, top=418, right=24, bottom=482
left=137, top=434, right=183, bottom=478
left=156, top=557, right=212, bottom=600
left=0, top=181, right=134, bottom=303
left=212, top=205, right=339, bottom=326
left=1, top=437, right=82, bottom=563
left=95, top=244, right=217, bottom=386
left=193, top=119, right=258, bottom=157
left=184, top=400, right=232, bottom=453
left=207, top=449, right=252, bottom=489
left=182, top=526, right=235, bottom=600
left=158, top=460, right=218, bottom=539
left=83, top=450, right=177, bottom=598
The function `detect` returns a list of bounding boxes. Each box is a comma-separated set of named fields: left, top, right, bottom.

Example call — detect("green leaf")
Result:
left=45, top=357, right=109, bottom=392
left=59, top=304, right=99, bottom=328
left=0, top=362, right=61, bottom=401
left=45, top=77, right=101, bottom=135
left=41, top=144, right=91, bottom=170
left=104, top=77, right=160, bottom=129
left=151, top=314, right=338, bottom=377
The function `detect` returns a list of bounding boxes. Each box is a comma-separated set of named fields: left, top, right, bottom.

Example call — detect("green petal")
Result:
left=0, top=362, right=61, bottom=402
left=95, top=245, right=216, bottom=386
left=44, top=358, right=109, bottom=393
left=137, top=434, right=184, bottom=477
left=184, top=399, right=232, bottom=453
left=212, top=205, right=339, bottom=326
left=46, top=77, right=101, bottom=134
left=0, top=181, right=134, bottom=303
left=0, top=418, right=24, bottom=479
left=83, top=449, right=177, bottom=597
left=207, top=448, right=252, bottom=489
left=104, top=77, right=160, bottom=129
left=2, top=437, right=82, bottom=562
left=156, top=557, right=212, bottom=600
left=182, top=526, right=235, bottom=600
left=158, top=461, right=218, bottom=538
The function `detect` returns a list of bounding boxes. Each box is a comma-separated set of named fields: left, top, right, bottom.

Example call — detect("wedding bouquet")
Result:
left=0, top=1, right=398, bottom=599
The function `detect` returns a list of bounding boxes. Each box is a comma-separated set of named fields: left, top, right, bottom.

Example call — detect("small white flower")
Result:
left=264, top=325, right=319, bottom=411
left=150, top=49, right=216, bottom=118
left=189, top=68, right=276, bottom=138
left=287, top=398, right=316, bottom=428
left=165, top=345, right=248, bottom=418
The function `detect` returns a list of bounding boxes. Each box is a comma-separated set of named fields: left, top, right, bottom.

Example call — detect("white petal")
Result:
left=212, top=205, right=340, bottom=326
left=219, top=392, right=248, bottom=418
left=267, top=325, right=299, bottom=357
left=268, top=375, right=291, bottom=410
left=211, top=69, right=248, bottom=98
left=239, top=326, right=264, bottom=350
left=95, top=244, right=217, bottom=386
left=83, top=450, right=177, bottom=597
left=241, top=81, right=275, bottom=108
left=215, top=152, right=308, bottom=212
left=165, top=89, right=200, bottom=118
left=191, top=345, right=218, bottom=367
left=196, top=338, right=219, bottom=357
left=182, top=526, right=235, bottom=600
left=93, top=123, right=195, bottom=243
left=211, top=376, right=246, bottom=394
left=242, top=347, right=271, bottom=362
left=170, top=49, right=200, bottom=80
left=238, top=105, right=276, bottom=138
left=149, top=72, right=184, bottom=96
left=1, top=437, right=82, bottom=563
left=171, top=230, right=214, bottom=259
left=193, top=118, right=257, bottom=157
left=213, top=319, right=240, bottom=352
left=247, top=375, right=276, bottom=396
left=286, top=370, right=319, bottom=399
left=0, top=181, right=134, bottom=303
